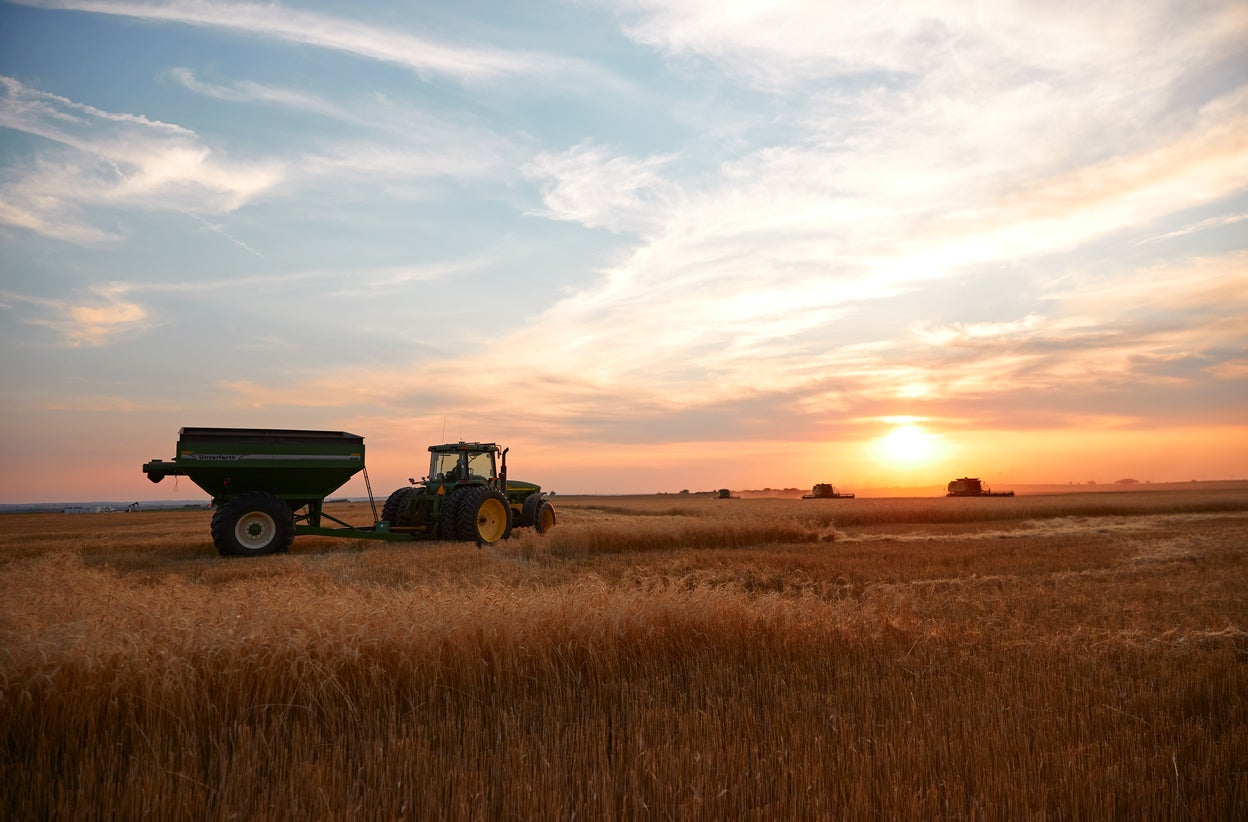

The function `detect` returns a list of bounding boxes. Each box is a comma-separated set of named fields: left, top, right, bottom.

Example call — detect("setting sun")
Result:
left=876, top=423, right=941, bottom=466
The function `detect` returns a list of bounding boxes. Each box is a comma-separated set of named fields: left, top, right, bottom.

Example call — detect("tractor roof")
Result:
left=428, top=441, right=499, bottom=453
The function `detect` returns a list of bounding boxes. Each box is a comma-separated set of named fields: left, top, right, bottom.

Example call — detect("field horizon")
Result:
left=4, top=478, right=1245, bottom=513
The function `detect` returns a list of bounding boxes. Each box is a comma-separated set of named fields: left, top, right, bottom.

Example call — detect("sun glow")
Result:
left=876, top=423, right=940, bottom=467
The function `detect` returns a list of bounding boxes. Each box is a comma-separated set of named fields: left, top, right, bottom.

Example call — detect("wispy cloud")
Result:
left=0, top=285, right=150, bottom=347
left=210, top=242, right=1248, bottom=441
left=169, top=68, right=518, bottom=182
left=18, top=0, right=591, bottom=84
left=169, top=67, right=351, bottom=119
left=524, top=143, right=681, bottom=233
left=0, top=75, right=283, bottom=242
left=1135, top=212, right=1248, bottom=246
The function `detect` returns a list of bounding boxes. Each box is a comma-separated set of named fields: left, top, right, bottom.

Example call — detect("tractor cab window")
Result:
left=429, top=449, right=496, bottom=481
left=430, top=452, right=462, bottom=480
left=466, top=451, right=496, bottom=480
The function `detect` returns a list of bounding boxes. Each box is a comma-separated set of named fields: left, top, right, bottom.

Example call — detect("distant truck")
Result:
left=802, top=483, right=855, bottom=499
left=946, top=477, right=1014, bottom=497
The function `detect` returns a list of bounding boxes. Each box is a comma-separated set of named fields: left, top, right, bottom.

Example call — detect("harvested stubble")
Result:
left=2, top=491, right=1246, bottom=819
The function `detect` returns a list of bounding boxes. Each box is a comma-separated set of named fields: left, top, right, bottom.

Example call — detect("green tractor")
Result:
left=381, top=442, right=556, bottom=544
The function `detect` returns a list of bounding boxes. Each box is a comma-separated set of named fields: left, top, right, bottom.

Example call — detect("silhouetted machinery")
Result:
left=802, top=483, right=855, bottom=499
left=946, top=477, right=1014, bottom=497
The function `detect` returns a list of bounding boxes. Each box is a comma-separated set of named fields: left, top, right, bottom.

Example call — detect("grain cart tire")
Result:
left=438, top=487, right=469, bottom=540
left=382, top=487, right=417, bottom=527
left=211, top=491, right=295, bottom=557
left=534, top=500, right=557, bottom=534
left=458, top=486, right=512, bottom=544
left=520, top=492, right=542, bottom=528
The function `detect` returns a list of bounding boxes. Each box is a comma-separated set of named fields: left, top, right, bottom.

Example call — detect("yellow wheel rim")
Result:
left=475, top=497, right=508, bottom=543
left=538, top=505, right=556, bottom=532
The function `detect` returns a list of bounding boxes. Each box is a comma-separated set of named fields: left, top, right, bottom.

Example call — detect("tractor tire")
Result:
left=438, top=487, right=469, bottom=540
left=520, top=492, right=542, bottom=528
left=210, top=491, right=295, bottom=557
left=382, top=487, right=417, bottom=527
left=457, top=486, right=512, bottom=544
left=534, top=500, right=557, bottom=534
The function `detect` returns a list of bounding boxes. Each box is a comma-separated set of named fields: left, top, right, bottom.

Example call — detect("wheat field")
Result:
left=2, top=488, right=1246, bottom=819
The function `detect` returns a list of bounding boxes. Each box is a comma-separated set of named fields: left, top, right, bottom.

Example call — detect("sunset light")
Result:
left=0, top=1, right=1245, bottom=502
left=876, top=423, right=941, bottom=468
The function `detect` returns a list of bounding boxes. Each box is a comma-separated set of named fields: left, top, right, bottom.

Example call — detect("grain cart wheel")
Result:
left=382, top=487, right=417, bottom=527
left=458, top=486, right=512, bottom=544
left=211, top=491, right=295, bottom=557
left=534, top=500, right=557, bottom=533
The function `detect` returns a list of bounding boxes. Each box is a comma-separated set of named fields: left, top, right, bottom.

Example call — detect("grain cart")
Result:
left=946, top=477, right=1014, bottom=497
left=802, top=483, right=855, bottom=499
left=141, top=428, right=555, bottom=557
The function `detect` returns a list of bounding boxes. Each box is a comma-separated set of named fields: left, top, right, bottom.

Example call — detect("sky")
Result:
left=1, top=0, right=1246, bottom=503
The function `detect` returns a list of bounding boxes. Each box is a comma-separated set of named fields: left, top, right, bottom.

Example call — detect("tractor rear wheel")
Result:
left=211, top=491, right=295, bottom=557
left=458, top=486, right=512, bottom=544
left=382, top=487, right=417, bottom=527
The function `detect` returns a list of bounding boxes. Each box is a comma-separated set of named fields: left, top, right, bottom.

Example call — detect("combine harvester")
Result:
left=946, top=477, right=1015, bottom=497
left=802, top=483, right=855, bottom=499
left=142, top=427, right=555, bottom=557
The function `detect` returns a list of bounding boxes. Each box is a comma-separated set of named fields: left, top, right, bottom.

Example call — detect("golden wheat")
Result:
left=2, top=489, right=1246, bottom=819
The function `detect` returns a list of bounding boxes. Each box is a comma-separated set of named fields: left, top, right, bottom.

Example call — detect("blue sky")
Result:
left=1, top=0, right=1245, bottom=502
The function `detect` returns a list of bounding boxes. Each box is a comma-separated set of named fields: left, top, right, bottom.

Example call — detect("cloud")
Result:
left=1206, top=360, right=1248, bottom=380
left=169, top=67, right=350, bottom=119
left=1136, top=212, right=1248, bottom=246
left=524, top=143, right=681, bottom=233
left=18, top=0, right=592, bottom=84
left=0, top=76, right=283, bottom=242
left=1, top=285, right=150, bottom=347
left=611, top=0, right=1247, bottom=93
left=210, top=240, right=1248, bottom=443
left=169, top=68, right=518, bottom=184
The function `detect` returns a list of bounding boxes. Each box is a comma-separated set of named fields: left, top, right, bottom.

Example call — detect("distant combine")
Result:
left=946, top=477, right=1014, bottom=497
left=802, top=483, right=855, bottom=499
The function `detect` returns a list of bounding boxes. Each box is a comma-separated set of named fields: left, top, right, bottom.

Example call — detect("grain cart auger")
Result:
left=141, top=428, right=555, bottom=557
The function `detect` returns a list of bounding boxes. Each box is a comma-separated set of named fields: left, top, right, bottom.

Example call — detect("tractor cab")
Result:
left=427, top=442, right=499, bottom=484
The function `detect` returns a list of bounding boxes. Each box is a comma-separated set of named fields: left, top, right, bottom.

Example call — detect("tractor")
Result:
left=381, top=441, right=556, bottom=543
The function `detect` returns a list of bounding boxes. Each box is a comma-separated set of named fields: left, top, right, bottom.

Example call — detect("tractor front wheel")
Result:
left=522, top=492, right=557, bottom=533
left=458, top=487, right=512, bottom=544
left=210, top=491, right=295, bottom=557
left=534, top=500, right=557, bottom=533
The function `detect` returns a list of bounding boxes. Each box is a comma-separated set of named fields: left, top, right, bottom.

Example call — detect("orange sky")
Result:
left=3, top=410, right=1242, bottom=504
